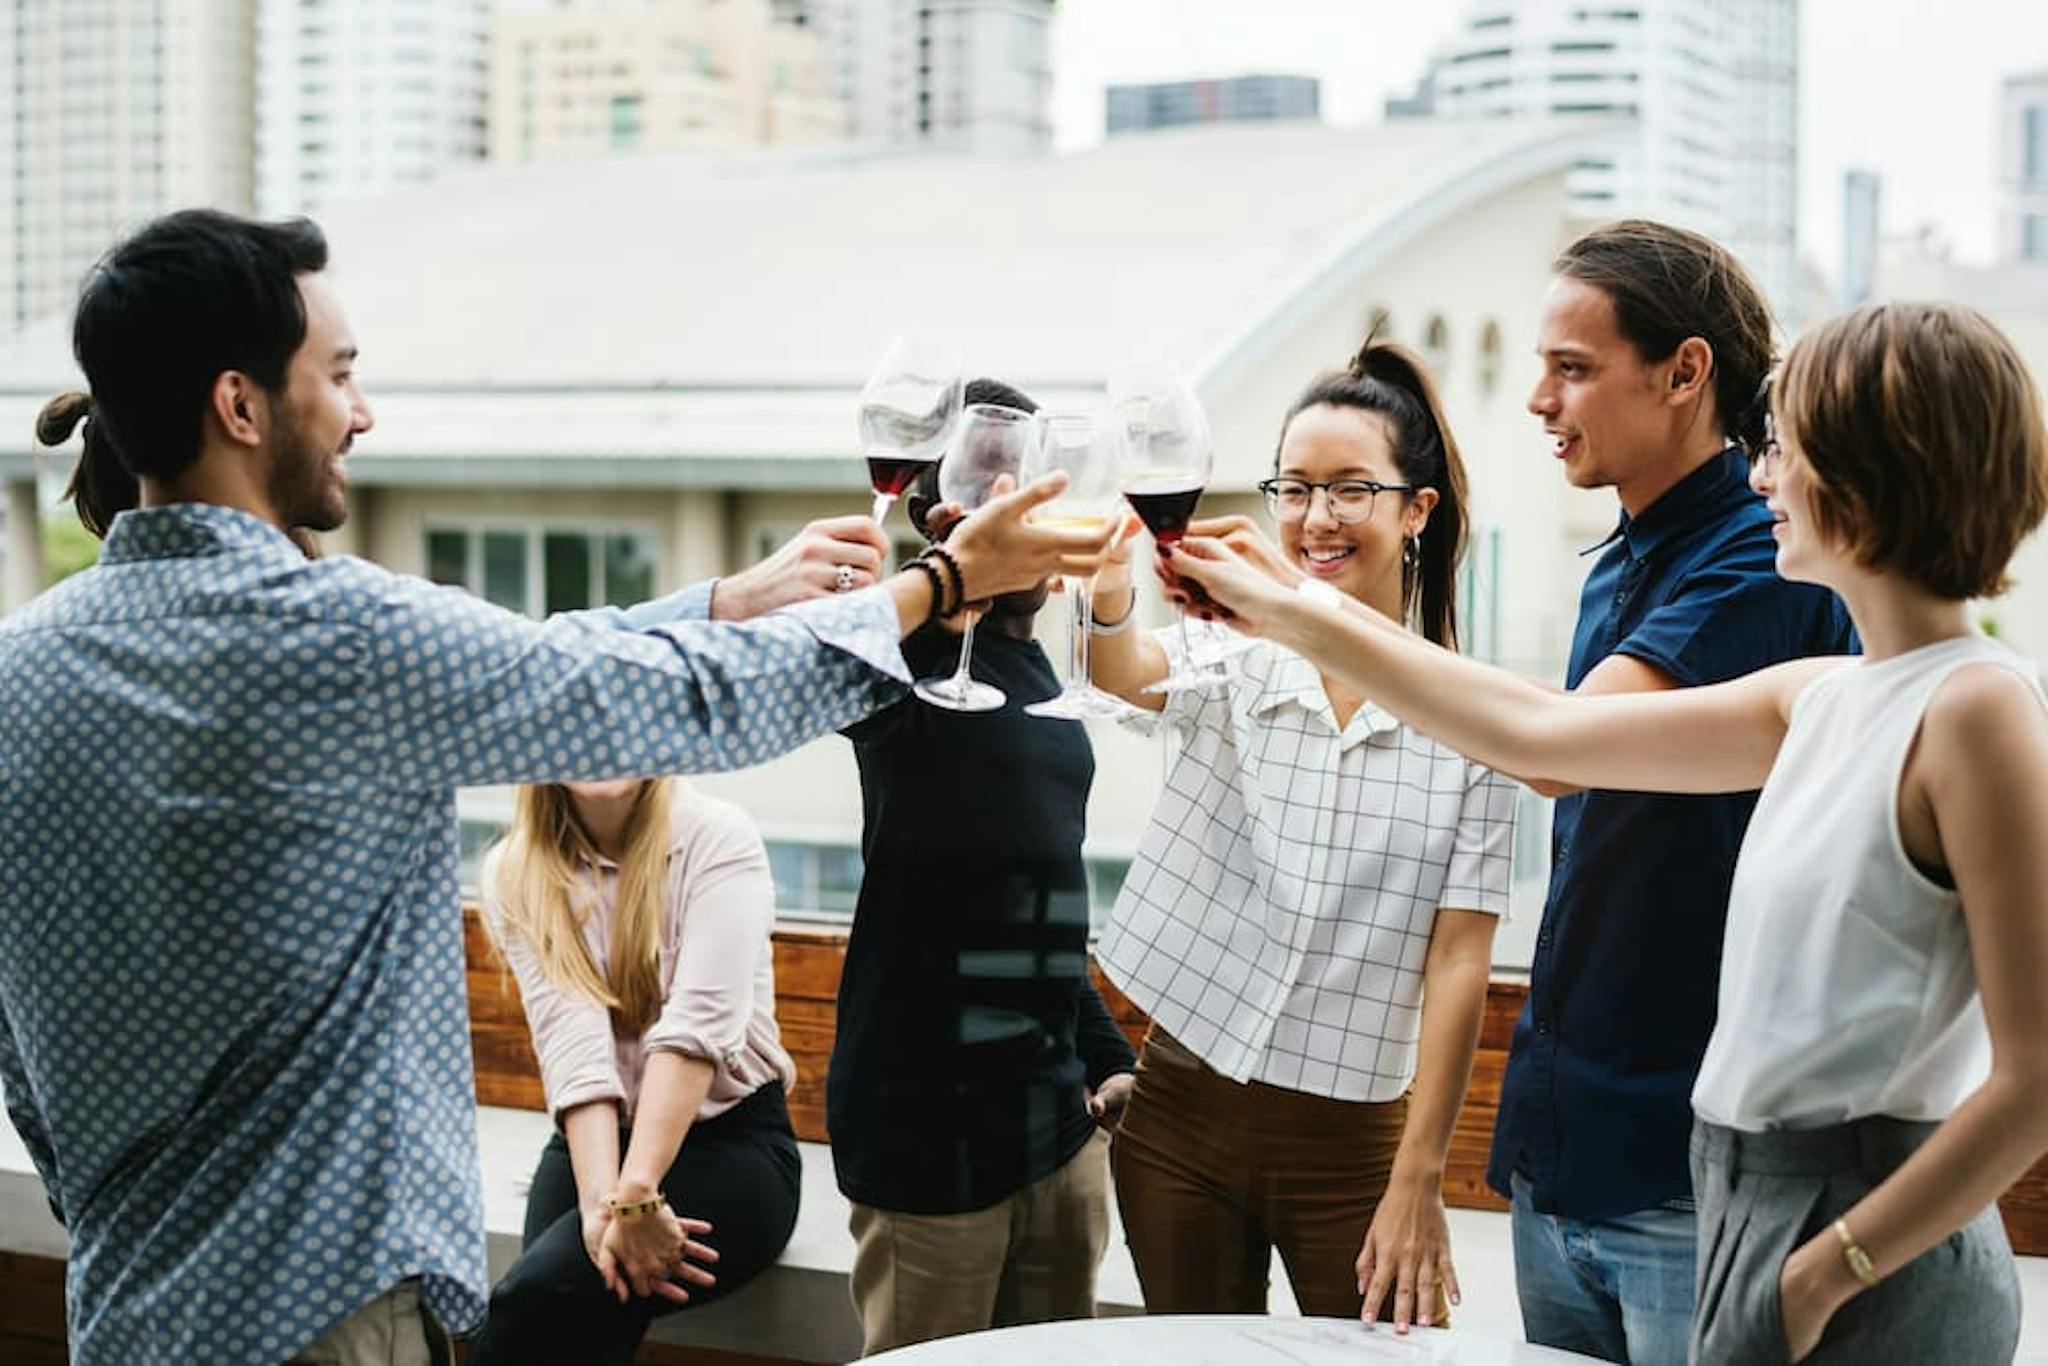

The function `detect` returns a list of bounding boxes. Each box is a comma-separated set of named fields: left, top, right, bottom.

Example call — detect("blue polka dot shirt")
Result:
left=0, top=504, right=908, bottom=1363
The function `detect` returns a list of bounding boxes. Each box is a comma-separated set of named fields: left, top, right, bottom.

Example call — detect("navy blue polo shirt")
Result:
left=1488, top=447, right=1856, bottom=1219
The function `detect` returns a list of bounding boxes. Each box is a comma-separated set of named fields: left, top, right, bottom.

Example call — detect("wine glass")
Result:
left=912, top=404, right=1037, bottom=713
left=1109, top=366, right=1242, bottom=695
left=1021, top=412, right=1137, bottom=721
left=858, top=334, right=962, bottom=525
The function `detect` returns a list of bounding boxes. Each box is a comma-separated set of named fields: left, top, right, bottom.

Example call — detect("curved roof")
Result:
left=0, top=116, right=1627, bottom=482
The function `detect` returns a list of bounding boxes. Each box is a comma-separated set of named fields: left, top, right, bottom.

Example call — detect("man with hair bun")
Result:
left=0, top=208, right=1115, bottom=1365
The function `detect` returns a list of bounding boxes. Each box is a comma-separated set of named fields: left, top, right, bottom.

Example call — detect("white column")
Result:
left=4, top=478, right=42, bottom=613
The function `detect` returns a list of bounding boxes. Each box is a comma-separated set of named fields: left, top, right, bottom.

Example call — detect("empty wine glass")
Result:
left=1108, top=365, right=1244, bottom=695
left=858, top=335, right=962, bottom=525
left=912, top=403, right=1037, bottom=713
left=1021, top=412, right=1137, bottom=721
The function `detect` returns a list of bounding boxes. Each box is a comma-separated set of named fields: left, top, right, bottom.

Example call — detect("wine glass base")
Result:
left=914, top=675, right=1007, bottom=713
left=1143, top=665, right=1233, bottom=697
left=1024, top=686, right=1142, bottom=721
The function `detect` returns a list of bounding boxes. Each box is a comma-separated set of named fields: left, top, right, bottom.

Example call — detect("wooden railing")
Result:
left=463, top=909, right=2048, bottom=1247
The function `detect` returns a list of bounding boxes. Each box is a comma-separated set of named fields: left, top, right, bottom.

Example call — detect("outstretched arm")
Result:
left=1166, top=536, right=1838, bottom=795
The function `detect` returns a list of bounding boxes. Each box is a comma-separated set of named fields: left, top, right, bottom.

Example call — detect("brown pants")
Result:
left=1111, top=1027, right=1410, bottom=1319
left=848, top=1131, right=1113, bottom=1357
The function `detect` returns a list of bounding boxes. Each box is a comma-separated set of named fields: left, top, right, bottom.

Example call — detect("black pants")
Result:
left=468, top=1082, right=801, bottom=1366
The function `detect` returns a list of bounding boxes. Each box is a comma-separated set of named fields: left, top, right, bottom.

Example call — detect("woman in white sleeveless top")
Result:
left=1164, top=300, right=2048, bottom=1364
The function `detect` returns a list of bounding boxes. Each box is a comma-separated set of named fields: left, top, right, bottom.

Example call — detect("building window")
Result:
left=2027, top=105, right=2048, bottom=186
left=1422, top=315, right=1451, bottom=378
left=2025, top=213, right=2048, bottom=263
left=426, top=525, right=658, bottom=616
left=1477, top=319, right=1504, bottom=398
left=609, top=94, right=643, bottom=149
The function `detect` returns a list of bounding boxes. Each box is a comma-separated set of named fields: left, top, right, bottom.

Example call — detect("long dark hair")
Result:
left=1279, top=337, right=1468, bottom=649
left=38, top=209, right=329, bottom=537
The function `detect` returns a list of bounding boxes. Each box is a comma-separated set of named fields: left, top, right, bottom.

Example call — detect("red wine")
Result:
left=1122, top=476, right=1205, bottom=543
left=868, top=453, right=938, bottom=499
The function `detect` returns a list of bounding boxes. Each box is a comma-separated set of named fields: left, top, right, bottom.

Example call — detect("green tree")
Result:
left=42, top=509, right=99, bottom=585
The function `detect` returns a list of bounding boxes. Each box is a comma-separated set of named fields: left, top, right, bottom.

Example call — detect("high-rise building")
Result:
left=256, top=0, right=491, bottom=218
left=1388, top=0, right=1800, bottom=316
left=1841, top=168, right=1880, bottom=308
left=490, top=0, right=846, bottom=165
left=1999, top=69, right=2048, bottom=265
left=0, top=0, right=258, bottom=332
left=1105, top=75, right=1321, bottom=137
left=769, top=0, right=1053, bottom=152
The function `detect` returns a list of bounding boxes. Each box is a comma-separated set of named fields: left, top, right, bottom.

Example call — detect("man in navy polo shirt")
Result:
left=1493, top=221, right=1855, bottom=1364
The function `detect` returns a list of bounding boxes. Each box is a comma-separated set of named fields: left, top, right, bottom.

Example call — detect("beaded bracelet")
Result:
left=902, top=557, right=947, bottom=621
left=919, top=546, right=966, bottom=618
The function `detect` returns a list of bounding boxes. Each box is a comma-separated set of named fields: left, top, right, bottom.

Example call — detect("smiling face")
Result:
left=1749, top=419, right=1836, bottom=589
left=1274, top=403, right=1434, bottom=616
left=264, top=273, right=373, bottom=533
left=1528, top=276, right=1691, bottom=507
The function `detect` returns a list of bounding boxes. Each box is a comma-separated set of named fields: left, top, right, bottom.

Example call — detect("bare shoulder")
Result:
left=1752, top=653, right=1857, bottom=717
left=1921, top=660, right=2048, bottom=766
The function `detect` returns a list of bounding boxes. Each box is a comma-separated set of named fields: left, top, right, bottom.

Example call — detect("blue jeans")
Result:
left=1509, top=1172, right=1695, bottom=1366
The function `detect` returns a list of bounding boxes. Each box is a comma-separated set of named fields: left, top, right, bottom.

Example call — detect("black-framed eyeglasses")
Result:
left=1258, top=476, right=1414, bottom=524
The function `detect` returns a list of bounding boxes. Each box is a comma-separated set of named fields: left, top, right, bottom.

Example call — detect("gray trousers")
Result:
left=287, top=1281, right=452, bottom=1366
left=1689, top=1117, right=2021, bottom=1365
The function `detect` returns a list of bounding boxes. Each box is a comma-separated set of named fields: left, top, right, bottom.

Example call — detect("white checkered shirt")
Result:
left=1096, top=626, right=1517, bottom=1102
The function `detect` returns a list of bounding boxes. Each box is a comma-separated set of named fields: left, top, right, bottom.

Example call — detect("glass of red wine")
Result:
left=1110, top=366, right=1244, bottom=695
left=912, top=404, right=1037, bottom=713
left=858, top=335, right=962, bottom=525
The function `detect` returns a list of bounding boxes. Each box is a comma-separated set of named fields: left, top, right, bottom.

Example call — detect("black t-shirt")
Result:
left=828, top=624, right=1137, bottom=1215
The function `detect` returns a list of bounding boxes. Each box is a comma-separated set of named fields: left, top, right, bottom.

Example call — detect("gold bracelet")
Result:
left=1831, top=1218, right=1880, bottom=1288
left=607, top=1192, right=668, bottom=1219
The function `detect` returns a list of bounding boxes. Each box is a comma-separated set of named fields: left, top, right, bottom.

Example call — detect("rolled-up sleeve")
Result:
left=642, top=807, right=776, bottom=1079
left=482, top=872, right=628, bottom=1125
left=1442, top=763, right=1518, bottom=917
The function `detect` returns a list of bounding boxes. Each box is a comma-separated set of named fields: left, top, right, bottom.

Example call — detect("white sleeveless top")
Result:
left=1692, top=634, right=2046, bottom=1131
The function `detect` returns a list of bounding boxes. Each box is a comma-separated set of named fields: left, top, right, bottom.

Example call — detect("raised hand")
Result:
left=1160, top=537, right=1295, bottom=633
left=712, top=516, right=890, bottom=620
left=1182, top=515, right=1303, bottom=591
left=946, top=472, right=1122, bottom=602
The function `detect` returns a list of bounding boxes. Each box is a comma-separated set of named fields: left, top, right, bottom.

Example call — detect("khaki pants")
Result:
left=287, top=1280, right=450, bottom=1366
left=1111, top=1027, right=1419, bottom=1321
left=849, top=1131, right=1112, bottom=1356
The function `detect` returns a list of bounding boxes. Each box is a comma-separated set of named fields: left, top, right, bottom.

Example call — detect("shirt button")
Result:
left=1535, top=1018, right=1552, bottom=1035
left=1537, top=932, right=1553, bottom=951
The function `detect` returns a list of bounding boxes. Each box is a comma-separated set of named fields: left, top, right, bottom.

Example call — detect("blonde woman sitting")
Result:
left=469, top=777, right=799, bottom=1365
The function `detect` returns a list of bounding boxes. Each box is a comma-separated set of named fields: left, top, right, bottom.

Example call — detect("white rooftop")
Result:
left=0, top=118, right=1625, bottom=482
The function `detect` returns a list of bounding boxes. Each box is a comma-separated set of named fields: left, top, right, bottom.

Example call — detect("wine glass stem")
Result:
left=1069, top=575, right=1091, bottom=690
left=870, top=492, right=893, bottom=525
left=951, top=610, right=982, bottom=693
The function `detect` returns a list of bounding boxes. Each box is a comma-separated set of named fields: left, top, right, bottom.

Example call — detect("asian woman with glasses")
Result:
left=1083, top=338, right=1518, bottom=1333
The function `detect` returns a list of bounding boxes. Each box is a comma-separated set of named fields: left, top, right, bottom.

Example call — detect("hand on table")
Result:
left=1356, top=1178, right=1460, bottom=1334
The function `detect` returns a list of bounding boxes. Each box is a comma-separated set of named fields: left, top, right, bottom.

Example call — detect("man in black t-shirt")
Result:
left=829, top=379, right=1136, bottom=1356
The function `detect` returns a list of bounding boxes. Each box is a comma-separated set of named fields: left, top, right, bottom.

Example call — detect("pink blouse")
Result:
left=485, top=787, right=797, bottom=1127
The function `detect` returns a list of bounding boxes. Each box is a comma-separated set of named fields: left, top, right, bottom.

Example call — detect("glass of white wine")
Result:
left=1022, top=412, right=1138, bottom=721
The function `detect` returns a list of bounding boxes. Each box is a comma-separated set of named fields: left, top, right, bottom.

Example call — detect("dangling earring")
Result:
left=1402, top=534, right=1423, bottom=629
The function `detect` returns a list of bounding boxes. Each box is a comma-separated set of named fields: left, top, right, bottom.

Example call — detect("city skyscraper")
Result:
left=1999, top=69, right=2048, bottom=265
left=1388, top=0, right=1800, bottom=315
left=1106, top=75, right=1321, bottom=137
left=769, top=0, right=1053, bottom=152
left=255, top=0, right=492, bottom=218
left=0, top=0, right=258, bottom=332
left=489, top=0, right=846, bottom=164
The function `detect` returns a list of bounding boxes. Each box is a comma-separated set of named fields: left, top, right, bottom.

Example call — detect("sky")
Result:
left=1048, top=0, right=2048, bottom=282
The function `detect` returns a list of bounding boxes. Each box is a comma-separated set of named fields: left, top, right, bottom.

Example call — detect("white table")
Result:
left=868, top=1315, right=1600, bottom=1364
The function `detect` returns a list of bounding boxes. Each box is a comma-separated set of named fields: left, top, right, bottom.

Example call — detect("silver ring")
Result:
left=834, top=564, right=856, bottom=593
